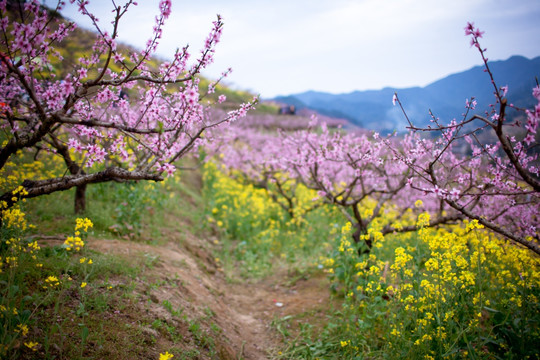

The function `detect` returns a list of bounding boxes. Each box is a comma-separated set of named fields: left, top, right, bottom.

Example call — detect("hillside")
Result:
left=274, top=55, right=540, bottom=132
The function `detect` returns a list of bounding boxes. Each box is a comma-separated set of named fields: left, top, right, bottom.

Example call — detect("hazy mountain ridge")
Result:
left=273, top=56, right=540, bottom=132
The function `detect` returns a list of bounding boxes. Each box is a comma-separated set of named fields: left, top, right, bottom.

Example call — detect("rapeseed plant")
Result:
left=0, top=211, right=95, bottom=358
left=203, top=161, right=340, bottom=277
left=314, top=210, right=540, bottom=359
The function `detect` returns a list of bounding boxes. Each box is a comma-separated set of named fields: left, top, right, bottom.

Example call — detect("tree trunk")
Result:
left=351, top=203, right=371, bottom=255
left=352, top=223, right=372, bottom=255
left=74, top=184, right=87, bottom=214
left=45, top=135, right=89, bottom=214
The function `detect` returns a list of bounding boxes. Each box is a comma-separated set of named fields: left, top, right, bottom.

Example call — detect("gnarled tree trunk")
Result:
left=74, top=183, right=87, bottom=214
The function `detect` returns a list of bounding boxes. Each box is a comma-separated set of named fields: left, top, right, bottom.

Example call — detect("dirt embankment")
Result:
left=91, top=230, right=334, bottom=359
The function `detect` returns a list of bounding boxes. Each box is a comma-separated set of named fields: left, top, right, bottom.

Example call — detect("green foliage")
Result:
left=93, top=181, right=163, bottom=238
left=284, top=219, right=540, bottom=359
left=0, top=212, right=139, bottom=358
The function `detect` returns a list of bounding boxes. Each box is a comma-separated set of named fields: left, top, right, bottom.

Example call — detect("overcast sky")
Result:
left=58, top=0, right=540, bottom=98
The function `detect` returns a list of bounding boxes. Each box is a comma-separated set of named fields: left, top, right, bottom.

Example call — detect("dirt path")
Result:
left=91, top=232, right=333, bottom=359
left=223, top=271, right=332, bottom=359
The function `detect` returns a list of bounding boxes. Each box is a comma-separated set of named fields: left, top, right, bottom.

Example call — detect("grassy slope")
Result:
left=15, top=162, right=224, bottom=359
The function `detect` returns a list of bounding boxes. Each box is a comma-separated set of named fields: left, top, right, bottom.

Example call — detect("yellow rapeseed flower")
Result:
left=44, top=275, right=60, bottom=287
left=1, top=206, right=27, bottom=230
left=159, top=351, right=174, bottom=360
left=416, top=212, right=430, bottom=228
left=24, top=341, right=39, bottom=351
left=341, top=222, right=352, bottom=235
left=64, top=236, right=84, bottom=251
left=16, top=324, right=29, bottom=336
left=75, top=217, right=94, bottom=232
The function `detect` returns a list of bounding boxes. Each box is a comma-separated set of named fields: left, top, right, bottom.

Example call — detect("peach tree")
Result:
left=0, top=0, right=255, bottom=216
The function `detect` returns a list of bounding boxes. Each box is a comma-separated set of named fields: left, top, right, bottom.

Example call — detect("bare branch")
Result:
left=1, top=167, right=163, bottom=209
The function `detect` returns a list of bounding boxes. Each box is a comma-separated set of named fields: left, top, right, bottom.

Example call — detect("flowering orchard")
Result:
left=201, top=23, right=539, bottom=359
left=209, top=95, right=538, bottom=256
left=0, top=0, right=538, bottom=357
left=204, top=151, right=540, bottom=358
left=205, top=126, right=325, bottom=220
left=0, top=0, right=254, bottom=358
left=207, top=23, right=538, bottom=256
left=0, top=0, right=255, bottom=215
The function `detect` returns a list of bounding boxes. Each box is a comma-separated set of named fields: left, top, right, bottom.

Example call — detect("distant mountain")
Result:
left=273, top=56, right=540, bottom=132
